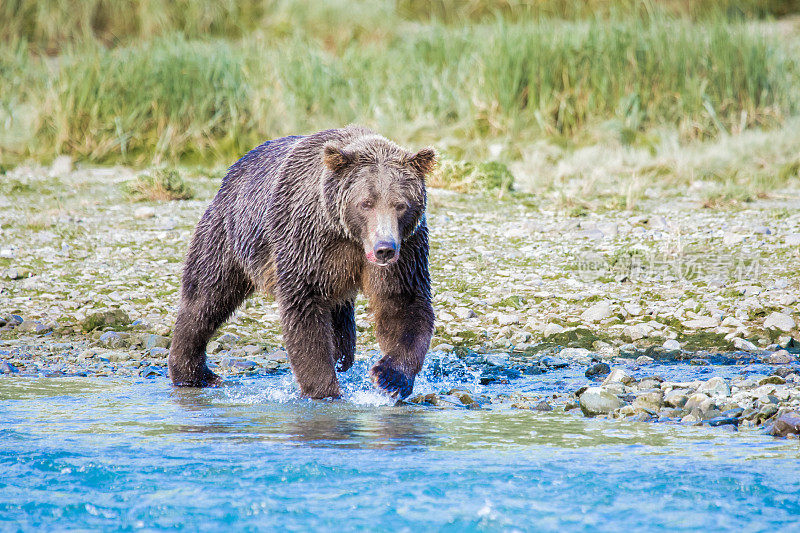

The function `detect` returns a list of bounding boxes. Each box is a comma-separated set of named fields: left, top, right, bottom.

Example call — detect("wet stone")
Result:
left=533, top=401, right=553, bottom=412
left=759, top=375, right=786, bottom=386
left=765, top=350, right=795, bottom=364
left=0, top=359, right=19, bottom=374
left=99, top=331, right=126, bottom=348
left=603, top=368, right=634, bottom=386
left=143, top=334, right=170, bottom=350
left=579, top=387, right=624, bottom=417
left=585, top=362, right=611, bottom=379
left=220, top=357, right=258, bottom=371
left=140, top=366, right=164, bottom=378
left=767, top=412, right=800, bottom=437
left=540, top=356, right=568, bottom=369
left=149, top=347, right=169, bottom=359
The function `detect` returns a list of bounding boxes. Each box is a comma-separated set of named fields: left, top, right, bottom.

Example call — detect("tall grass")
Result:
left=398, top=0, right=800, bottom=23
left=5, top=0, right=799, bottom=53
left=0, top=2, right=798, bottom=167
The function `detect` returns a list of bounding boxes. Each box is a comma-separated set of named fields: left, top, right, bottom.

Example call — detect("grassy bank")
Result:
left=2, top=8, right=798, bottom=169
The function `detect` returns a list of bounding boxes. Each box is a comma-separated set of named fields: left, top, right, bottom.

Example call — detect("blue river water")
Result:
left=1, top=360, right=800, bottom=532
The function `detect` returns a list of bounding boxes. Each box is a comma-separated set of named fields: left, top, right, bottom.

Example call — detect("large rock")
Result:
left=632, top=390, right=664, bottom=413
left=603, top=368, right=634, bottom=386
left=765, top=350, right=795, bottom=364
left=768, top=412, right=800, bottom=437
left=664, top=389, right=689, bottom=408
left=579, top=387, right=623, bottom=416
left=697, top=376, right=730, bottom=398
left=764, top=312, right=795, bottom=333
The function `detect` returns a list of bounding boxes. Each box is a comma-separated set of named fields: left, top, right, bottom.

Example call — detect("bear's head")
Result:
left=322, top=137, right=436, bottom=266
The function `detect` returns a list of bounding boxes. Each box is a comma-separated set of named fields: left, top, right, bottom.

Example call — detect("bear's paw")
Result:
left=370, top=359, right=415, bottom=399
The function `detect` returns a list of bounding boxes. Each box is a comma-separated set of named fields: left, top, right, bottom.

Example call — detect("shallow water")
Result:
left=2, top=358, right=800, bottom=532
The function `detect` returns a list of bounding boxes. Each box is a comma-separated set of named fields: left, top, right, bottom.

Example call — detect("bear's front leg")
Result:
left=278, top=295, right=341, bottom=399
left=369, top=291, right=434, bottom=399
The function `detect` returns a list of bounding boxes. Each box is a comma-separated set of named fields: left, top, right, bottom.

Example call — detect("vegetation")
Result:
left=124, top=168, right=194, bottom=201
left=1, top=0, right=799, bottom=201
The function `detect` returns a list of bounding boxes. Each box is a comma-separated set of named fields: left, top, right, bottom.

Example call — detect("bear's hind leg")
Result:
left=169, top=257, right=254, bottom=387
left=332, top=299, right=356, bottom=372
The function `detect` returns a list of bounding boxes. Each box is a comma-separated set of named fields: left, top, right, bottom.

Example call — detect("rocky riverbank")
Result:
left=1, top=164, right=798, bottom=436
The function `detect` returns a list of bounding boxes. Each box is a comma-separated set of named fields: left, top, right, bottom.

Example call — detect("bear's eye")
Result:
left=360, top=200, right=374, bottom=210
left=394, top=203, right=408, bottom=213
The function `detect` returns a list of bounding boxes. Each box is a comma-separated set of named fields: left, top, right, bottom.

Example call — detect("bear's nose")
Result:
left=373, top=241, right=397, bottom=264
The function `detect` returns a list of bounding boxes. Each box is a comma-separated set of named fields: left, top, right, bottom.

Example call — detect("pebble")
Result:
left=99, top=331, right=125, bottom=348
left=682, top=316, right=719, bottom=329
left=732, top=337, right=758, bottom=351
left=453, top=307, right=477, bottom=319
left=635, top=355, right=654, bottom=365
left=580, top=301, right=612, bottom=323
left=134, top=206, right=156, bottom=219
left=542, top=323, right=565, bottom=336
left=707, top=416, right=739, bottom=428
left=81, top=309, right=130, bottom=332
left=485, top=354, right=510, bottom=366
left=495, top=313, right=520, bottom=326
left=243, top=344, right=264, bottom=356
left=143, top=334, right=170, bottom=350
left=16, top=320, right=53, bottom=335
left=619, top=344, right=638, bottom=357
left=624, top=323, right=652, bottom=341
left=149, top=347, right=169, bottom=358
left=219, top=357, right=258, bottom=371
left=763, top=312, right=795, bottom=333
left=662, top=339, right=681, bottom=354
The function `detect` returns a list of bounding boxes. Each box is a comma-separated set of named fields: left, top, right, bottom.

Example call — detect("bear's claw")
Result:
left=370, top=360, right=414, bottom=399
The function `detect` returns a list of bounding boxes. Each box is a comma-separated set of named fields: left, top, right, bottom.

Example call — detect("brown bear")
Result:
left=168, top=125, right=436, bottom=399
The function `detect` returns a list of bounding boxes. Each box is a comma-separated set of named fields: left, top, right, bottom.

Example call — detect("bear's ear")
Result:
left=404, top=147, right=437, bottom=176
left=322, top=143, right=355, bottom=173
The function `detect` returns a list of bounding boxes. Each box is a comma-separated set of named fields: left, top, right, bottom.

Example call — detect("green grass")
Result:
left=1, top=0, right=799, bottom=192
left=5, top=0, right=798, bottom=53
left=3, top=14, right=797, bottom=168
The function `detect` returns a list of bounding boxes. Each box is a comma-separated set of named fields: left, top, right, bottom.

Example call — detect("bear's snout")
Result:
left=372, top=240, right=398, bottom=265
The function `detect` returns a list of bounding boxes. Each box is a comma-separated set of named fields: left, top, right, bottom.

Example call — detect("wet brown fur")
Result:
left=168, top=126, right=436, bottom=399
